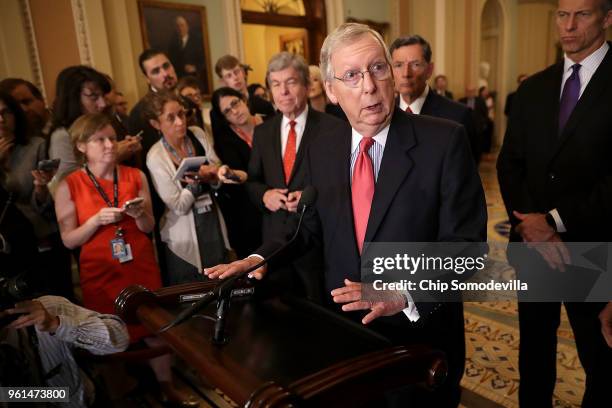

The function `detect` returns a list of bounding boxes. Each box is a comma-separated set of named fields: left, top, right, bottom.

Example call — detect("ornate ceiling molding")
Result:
left=19, top=0, right=46, bottom=100
left=71, top=0, right=93, bottom=65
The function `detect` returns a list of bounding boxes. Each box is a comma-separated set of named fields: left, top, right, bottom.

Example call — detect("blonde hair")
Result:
left=308, top=65, right=322, bottom=83
left=69, top=113, right=114, bottom=164
left=320, top=23, right=391, bottom=84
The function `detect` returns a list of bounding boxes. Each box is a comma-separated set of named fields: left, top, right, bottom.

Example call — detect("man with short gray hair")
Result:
left=245, top=52, right=345, bottom=301
left=208, top=24, right=486, bottom=407
left=389, top=35, right=481, bottom=163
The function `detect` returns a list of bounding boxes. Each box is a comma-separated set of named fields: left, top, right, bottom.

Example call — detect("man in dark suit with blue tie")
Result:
left=497, top=0, right=612, bottom=406
left=389, top=35, right=481, bottom=164
left=208, top=23, right=486, bottom=407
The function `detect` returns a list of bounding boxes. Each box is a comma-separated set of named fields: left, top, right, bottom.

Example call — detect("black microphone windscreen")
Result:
left=298, top=186, right=317, bottom=209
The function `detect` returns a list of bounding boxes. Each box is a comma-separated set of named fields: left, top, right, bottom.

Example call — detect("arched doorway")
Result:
left=479, top=0, right=504, bottom=149
left=240, top=0, right=326, bottom=85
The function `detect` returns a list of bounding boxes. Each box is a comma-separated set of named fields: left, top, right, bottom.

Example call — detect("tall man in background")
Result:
left=498, top=0, right=612, bottom=406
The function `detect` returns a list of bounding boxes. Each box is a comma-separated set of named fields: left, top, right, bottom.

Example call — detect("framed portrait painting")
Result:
left=138, top=0, right=213, bottom=98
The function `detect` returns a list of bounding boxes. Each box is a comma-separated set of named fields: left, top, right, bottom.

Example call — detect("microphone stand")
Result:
left=158, top=199, right=311, bottom=345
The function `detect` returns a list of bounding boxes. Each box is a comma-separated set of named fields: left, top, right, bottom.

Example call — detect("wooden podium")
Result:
left=116, top=282, right=447, bottom=407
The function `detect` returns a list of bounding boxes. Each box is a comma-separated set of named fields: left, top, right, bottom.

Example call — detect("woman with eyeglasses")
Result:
left=54, top=113, right=198, bottom=407
left=0, top=91, right=73, bottom=299
left=49, top=66, right=111, bottom=181
left=210, top=87, right=263, bottom=258
left=143, top=90, right=245, bottom=284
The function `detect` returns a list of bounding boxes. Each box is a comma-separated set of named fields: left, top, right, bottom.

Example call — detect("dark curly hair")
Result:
left=210, top=87, right=247, bottom=128
left=51, top=65, right=111, bottom=131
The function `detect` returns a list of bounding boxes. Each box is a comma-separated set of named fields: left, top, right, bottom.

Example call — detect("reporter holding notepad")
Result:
left=143, top=90, right=245, bottom=284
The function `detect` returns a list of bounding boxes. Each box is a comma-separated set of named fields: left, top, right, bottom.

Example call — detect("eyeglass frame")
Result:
left=332, top=61, right=392, bottom=88
left=221, top=98, right=244, bottom=116
left=81, top=90, right=105, bottom=102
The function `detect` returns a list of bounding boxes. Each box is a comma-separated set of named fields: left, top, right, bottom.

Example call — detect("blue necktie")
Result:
left=558, top=64, right=581, bottom=131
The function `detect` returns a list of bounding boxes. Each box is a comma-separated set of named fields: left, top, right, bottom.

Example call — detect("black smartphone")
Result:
left=224, top=169, right=241, bottom=182
left=37, top=159, right=60, bottom=172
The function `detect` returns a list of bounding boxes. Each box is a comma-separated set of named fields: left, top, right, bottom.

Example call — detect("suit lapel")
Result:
left=363, top=110, right=416, bottom=245
left=327, top=124, right=356, bottom=254
left=420, top=91, right=438, bottom=116
left=553, top=45, right=612, bottom=159
left=269, top=115, right=285, bottom=185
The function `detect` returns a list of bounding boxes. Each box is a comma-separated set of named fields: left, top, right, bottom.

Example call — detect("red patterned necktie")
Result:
left=405, top=106, right=413, bottom=114
left=283, top=120, right=297, bottom=184
left=352, top=137, right=375, bottom=254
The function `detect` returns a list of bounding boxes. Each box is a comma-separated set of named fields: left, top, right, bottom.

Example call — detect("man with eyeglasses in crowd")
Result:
left=206, top=23, right=486, bottom=407
left=390, top=35, right=481, bottom=164
left=210, top=55, right=275, bottom=143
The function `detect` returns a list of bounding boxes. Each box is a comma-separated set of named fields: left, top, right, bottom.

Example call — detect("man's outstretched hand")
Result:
left=204, top=256, right=267, bottom=280
left=331, top=279, right=406, bottom=325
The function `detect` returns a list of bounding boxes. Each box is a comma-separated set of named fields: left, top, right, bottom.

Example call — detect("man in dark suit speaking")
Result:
left=390, top=35, right=481, bottom=164
left=207, top=23, right=486, bottom=407
left=497, top=0, right=612, bottom=406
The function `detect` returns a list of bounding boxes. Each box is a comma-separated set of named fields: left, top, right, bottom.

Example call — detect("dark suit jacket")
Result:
left=459, top=96, right=489, bottom=134
left=504, top=91, right=516, bottom=117
left=498, top=42, right=612, bottom=243
left=397, top=91, right=481, bottom=163
left=436, top=89, right=454, bottom=100
left=213, top=126, right=262, bottom=258
left=246, top=109, right=344, bottom=241
left=258, top=108, right=486, bottom=314
left=246, top=109, right=346, bottom=300
left=168, top=33, right=205, bottom=76
left=128, top=95, right=158, bottom=161
left=254, top=109, right=485, bottom=399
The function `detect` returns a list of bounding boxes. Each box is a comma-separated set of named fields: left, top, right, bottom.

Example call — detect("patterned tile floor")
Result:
left=460, top=153, right=584, bottom=408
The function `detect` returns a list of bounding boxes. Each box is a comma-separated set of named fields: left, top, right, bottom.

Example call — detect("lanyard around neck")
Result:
left=85, top=166, right=118, bottom=208
left=161, top=136, right=193, bottom=163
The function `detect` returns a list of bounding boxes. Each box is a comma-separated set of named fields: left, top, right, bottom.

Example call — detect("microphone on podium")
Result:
left=159, top=186, right=318, bottom=334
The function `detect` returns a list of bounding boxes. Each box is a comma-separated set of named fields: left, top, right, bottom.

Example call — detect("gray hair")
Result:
left=265, top=52, right=310, bottom=88
left=320, top=23, right=391, bottom=84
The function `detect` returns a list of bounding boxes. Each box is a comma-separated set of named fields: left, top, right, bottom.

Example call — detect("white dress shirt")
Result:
left=398, top=85, right=430, bottom=114
left=280, top=105, right=309, bottom=157
left=551, top=41, right=609, bottom=233
left=350, top=124, right=421, bottom=322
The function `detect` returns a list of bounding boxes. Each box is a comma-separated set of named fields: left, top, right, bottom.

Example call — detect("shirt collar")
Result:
left=351, top=123, right=390, bottom=155
left=281, top=104, right=309, bottom=130
left=398, top=85, right=429, bottom=114
left=563, top=41, right=609, bottom=73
